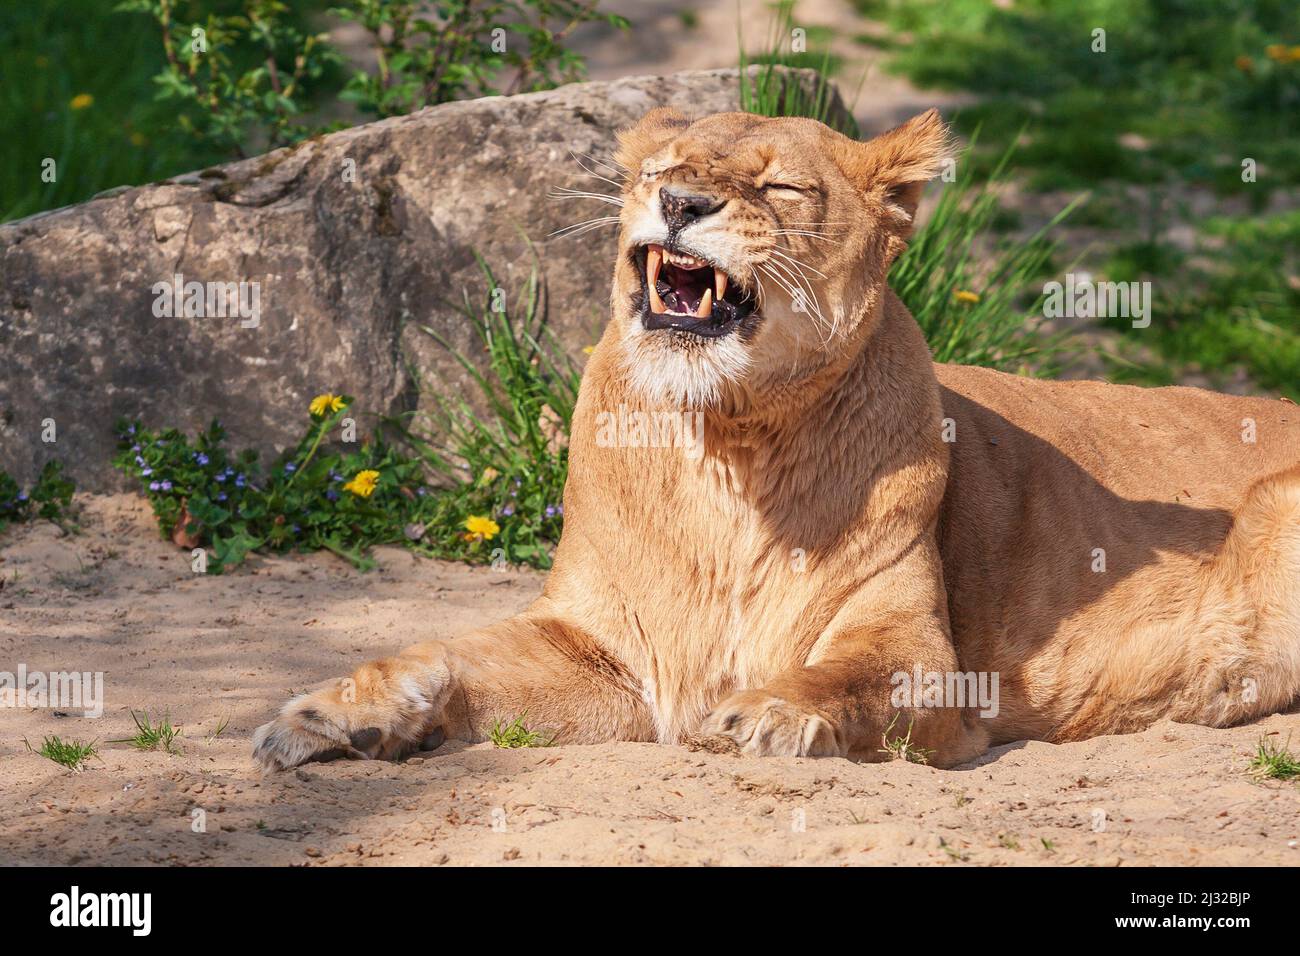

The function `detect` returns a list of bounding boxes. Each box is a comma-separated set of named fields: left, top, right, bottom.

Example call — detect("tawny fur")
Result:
left=253, top=109, right=1300, bottom=772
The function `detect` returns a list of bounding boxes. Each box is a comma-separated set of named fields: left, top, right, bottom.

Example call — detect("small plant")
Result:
left=0, top=461, right=77, bottom=535
left=1040, top=837, right=1056, bottom=853
left=115, top=0, right=341, bottom=157
left=112, top=710, right=184, bottom=754
left=998, top=833, right=1020, bottom=850
left=938, top=837, right=969, bottom=862
left=26, top=735, right=99, bottom=772
left=738, top=0, right=857, bottom=137
left=117, top=0, right=628, bottom=158
left=878, top=713, right=933, bottom=765
left=488, top=713, right=552, bottom=748
left=115, top=264, right=575, bottom=572
left=333, top=0, right=629, bottom=119
left=1247, top=733, right=1300, bottom=781
left=206, top=715, right=231, bottom=742
left=114, top=396, right=437, bottom=572
left=400, top=256, right=580, bottom=569
left=892, top=133, right=1077, bottom=374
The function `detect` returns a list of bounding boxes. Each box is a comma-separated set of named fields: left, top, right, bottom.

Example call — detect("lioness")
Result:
left=254, top=108, right=1300, bottom=770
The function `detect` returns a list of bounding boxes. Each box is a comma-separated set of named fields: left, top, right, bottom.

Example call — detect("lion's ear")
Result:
left=837, top=108, right=953, bottom=232
left=614, top=108, right=691, bottom=174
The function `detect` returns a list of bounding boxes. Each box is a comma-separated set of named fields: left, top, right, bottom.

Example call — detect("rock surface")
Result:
left=0, top=68, right=850, bottom=491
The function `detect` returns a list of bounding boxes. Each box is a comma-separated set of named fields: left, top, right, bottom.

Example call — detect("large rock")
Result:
left=0, top=68, right=850, bottom=492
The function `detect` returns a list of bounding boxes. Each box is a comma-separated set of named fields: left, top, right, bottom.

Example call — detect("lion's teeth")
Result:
left=665, top=250, right=707, bottom=269
left=714, top=268, right=728, bottom=300
left=649, top=285, right=667, bottom=314
left=695, top=288, right=713, bottom=319
left=647, top=247, right=666, bottom=313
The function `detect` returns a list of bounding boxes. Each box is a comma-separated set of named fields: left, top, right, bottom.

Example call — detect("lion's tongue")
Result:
left=646, top=244, right=727, bottom=318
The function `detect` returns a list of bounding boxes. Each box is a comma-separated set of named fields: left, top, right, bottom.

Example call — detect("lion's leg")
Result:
left=252, top=613, right=653, bottom=771
left=701, top=623, right=990, bottom=768
left=1182, top=464, right=1300, bottom=726
left=702, top=544, right=990, bottom=767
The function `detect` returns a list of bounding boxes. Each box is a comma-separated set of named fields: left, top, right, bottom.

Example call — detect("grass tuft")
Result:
left=488, top=714, right=553, bottom=749
left=26, top=735, right=98, bottom=771
left=893, top=133, right=1078, bottom=373
left=1247, top=734, right=1300, bottom=781
left=878, top=713, right=933, bottom=765
left=738, top=0, right=858, bottom=137
left=399, top=253, right=580, bottom=569
left=111, top=710, right=184, bottom=754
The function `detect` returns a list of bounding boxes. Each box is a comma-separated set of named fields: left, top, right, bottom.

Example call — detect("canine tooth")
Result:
left=695, top=288, right=713, bottom=318
left=647, top=247, right=666, bottom=313
left=714, top=268, right=728, bottom=300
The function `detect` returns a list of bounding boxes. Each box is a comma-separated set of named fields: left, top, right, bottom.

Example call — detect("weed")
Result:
left=26, top=735, right=98, bottom=771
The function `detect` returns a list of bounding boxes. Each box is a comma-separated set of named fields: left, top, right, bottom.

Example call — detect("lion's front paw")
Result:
left=252, top=662, right=451, bottom=771
left=700, top=691, right=843, bottom=757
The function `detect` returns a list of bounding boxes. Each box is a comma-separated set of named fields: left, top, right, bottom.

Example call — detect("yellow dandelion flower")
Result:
left=342, top=469, right=380, bottom=498
left=479, top=467, right=500, bottom=485
left=582, top=345, right=595, bottom=355
left=464, top=515, right=500, bottom=541
left=954, top=289, right=980, bottom=304
left=69, top=93, right=94, bottom=111
left=1290, top=46, right=1300, bottom=62
left=1265, top=44, right=1287, bottom=62
left=309, top=393, right=346, bottom=417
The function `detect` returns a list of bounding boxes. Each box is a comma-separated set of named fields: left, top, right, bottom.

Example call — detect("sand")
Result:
left=0, top=494, right=1296, bottom=867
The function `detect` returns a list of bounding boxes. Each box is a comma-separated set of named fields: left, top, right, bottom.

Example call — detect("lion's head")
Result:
left=605, top=107, right=952, bottom=411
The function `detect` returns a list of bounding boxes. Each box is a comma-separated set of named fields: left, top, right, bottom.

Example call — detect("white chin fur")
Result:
left=620, top=319, right=752, bottom=409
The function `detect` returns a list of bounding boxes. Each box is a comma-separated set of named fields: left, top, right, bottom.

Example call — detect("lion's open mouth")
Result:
left=635, top=243, right=757, bottom=338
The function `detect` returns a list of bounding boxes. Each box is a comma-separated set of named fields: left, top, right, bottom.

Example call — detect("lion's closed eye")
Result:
left=760, top=181, right=813, bottom=196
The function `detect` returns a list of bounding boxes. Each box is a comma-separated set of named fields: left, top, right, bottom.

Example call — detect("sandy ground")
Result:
left=0, top=495, right=1297, bottom=867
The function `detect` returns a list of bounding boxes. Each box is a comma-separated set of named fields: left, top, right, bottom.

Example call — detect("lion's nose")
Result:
left=660, top=187, right=726, bottom=232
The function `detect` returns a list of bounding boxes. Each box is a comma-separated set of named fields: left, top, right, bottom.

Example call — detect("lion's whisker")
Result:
left=769, top=247, right=828, bottom=280
left=773, top=229, right=841, bottom=243
left=762, top=256, right=832, bottom=344
left=568, top=151, right=626, bottom=190
left=550, top=215, right=621, bottom=239
left=548, top=186, right=625, bottom=208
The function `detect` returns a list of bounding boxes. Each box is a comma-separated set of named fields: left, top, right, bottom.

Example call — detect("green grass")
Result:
left=0, top=0, right=223, bottom=222
left=892, top=136, right=1077, bottom=373
left=878, top=713, right=933, bottom=764
left=856, top=0, right=1300, bottom=194
left=854, top=0, right=1300, bottom=392
left=112, top=710, right=184, bottom=754
left=206, top=715, right=231, bottom=741
left=1104, top=210, right=1300, bottom=399
left=26, top=735, right=99, bottom=771
left=1247, top=734, right=1300, bottom=781
left=739, top=0, right=859, bottom=137
left=400, top=255, right=580, bottom=569
left=488, top=714, right=553, bottom=749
